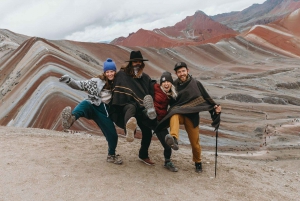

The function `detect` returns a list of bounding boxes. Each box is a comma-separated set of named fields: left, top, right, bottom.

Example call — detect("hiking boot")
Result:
left=125, top=117, right=137, bottom=142
left=195, top=162, right=202, bottom=173
left=107, top=154, right=123, bottom=165
left=138, top=157, right=155, bottom=166
left=165, top=134, right=179, bottom=150
left=143, top=95, right=157, bottom=120
left=164, top=161, right=178, bottom=172
left=61, top=106, right=76, bottom=130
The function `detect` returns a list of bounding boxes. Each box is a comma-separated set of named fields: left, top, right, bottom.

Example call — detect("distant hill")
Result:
left=243, top=8, right=300, bottom=57
left=0, top=29, right=30, bottom=60
left=111, top=0, right=300, bottom=48
left=212, top=0, right=300, bottom=32
left=110, top=11, right=237, bottom=48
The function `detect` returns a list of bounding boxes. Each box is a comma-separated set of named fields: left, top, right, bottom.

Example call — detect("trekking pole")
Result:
left=215, top=128, right=218, bottom=178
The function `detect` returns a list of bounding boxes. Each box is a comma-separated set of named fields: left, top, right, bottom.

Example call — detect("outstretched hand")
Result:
left=59, top=75, right=71, bottom=83
left=214, top=104, right=221, bottom=114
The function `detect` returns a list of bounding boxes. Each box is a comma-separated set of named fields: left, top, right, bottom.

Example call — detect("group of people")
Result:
left=59, top=50, right=221, bottom=173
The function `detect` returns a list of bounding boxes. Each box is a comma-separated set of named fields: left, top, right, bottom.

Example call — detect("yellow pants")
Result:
left=170, top=114, right=201, bottom=163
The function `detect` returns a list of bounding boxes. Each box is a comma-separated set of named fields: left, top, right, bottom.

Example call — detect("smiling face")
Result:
left=161, top=81, right=172, bottom=92
left=175, top=67, right=189, bottom=82
left=105, top=70, right=116, bottom=81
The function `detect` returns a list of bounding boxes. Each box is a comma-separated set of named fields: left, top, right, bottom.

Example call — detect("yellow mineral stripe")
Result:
left=113, top=90, right=143, bottom=105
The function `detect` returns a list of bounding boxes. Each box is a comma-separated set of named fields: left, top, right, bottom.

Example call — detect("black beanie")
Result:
left=160, top=71, right=173, bottom=85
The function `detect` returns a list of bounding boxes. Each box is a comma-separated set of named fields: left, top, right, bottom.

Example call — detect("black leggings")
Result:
left=155, top=129, right=172, bottom=160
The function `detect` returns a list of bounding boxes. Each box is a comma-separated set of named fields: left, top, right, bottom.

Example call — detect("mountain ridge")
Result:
left=110, top=11, right=237, bottom=47
left=212, top=0, right=300, bottom=32
left=111, top=0, right=300, bottom=47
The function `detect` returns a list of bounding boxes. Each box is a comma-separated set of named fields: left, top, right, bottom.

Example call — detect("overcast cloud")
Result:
left=0, top=0, right=266, bottom=42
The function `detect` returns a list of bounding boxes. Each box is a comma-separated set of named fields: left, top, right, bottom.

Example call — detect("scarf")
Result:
left=155, top=76, right=220, bottom=131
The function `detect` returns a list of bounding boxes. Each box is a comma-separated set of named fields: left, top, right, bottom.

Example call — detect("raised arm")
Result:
left=59, top=74, right=95, bottom=91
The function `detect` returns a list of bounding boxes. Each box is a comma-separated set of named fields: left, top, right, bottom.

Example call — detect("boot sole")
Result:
left=125, top=117, right=137, bottom=142
left=165, top=134, right=179, bottom=150
left=143, top=95, right=157, bottom=120
left=61, top=106, right=72, bottom=129
left=107, top=159, right=123, bottom=165
left=138, top=157, right=155, bottom=166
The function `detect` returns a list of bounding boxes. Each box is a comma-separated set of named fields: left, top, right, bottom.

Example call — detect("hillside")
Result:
left=110, top=11, right=237, bottom=48
left=212, top=0, right=300, bottom=32
left=1, top=8, right=300, bottom=163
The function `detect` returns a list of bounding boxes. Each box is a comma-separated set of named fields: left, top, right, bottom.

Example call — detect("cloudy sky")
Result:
left=0, top=0, right=266, bottom=42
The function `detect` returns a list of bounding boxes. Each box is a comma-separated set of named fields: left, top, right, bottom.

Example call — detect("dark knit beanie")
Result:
left=103, top=58, right=116, bottom=72
left=160, top=71, right=173, bottom=85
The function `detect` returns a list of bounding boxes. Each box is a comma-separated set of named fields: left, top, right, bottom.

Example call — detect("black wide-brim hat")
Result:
left=125, top=50, right=149, bottom=62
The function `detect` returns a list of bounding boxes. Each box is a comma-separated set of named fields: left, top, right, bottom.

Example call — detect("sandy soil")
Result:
left=0, top=126, right=299, bottom=201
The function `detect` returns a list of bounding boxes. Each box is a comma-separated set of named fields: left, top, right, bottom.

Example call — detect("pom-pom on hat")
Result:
left=103, top=58, right=116, bottom=72
left=160, top=71, right=173, bottom=85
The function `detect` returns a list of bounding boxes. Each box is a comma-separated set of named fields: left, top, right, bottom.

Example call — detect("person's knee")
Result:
left=189, top=134, right=200, bottom=147
left=171, top=114, right=180, bottom=120
left=124, top=104, right=136, bottom=112
left=140, top=127, right=152, bottom=137
left=174, top=114, right=186, bottom=124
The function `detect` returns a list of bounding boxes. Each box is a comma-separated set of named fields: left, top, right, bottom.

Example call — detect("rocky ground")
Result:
left=1, top=126, right=299, bottom=201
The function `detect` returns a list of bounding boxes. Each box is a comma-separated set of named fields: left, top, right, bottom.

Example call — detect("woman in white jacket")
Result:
left=59, top=58, right=122, bottom=165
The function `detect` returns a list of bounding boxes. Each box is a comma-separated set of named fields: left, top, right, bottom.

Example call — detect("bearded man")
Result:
left=110, top=50, right=156, bottom=165
left=156, top=62, right=221, bottom=173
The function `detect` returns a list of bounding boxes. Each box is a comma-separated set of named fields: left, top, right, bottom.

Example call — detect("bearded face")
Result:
left=131, top=61, right=144, bottom=77
left=175, top=67, right=189, bottom=82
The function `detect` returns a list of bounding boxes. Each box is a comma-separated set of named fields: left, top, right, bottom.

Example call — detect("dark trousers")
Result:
left=72, top=100, right=118, bottom=156
left=123, top=104, right=152, bottom=159
left=137, top=120, right=153, bottom=159
left=122, top=104, right=172, bottom=160
left=123, top=104, right=136, bottom=128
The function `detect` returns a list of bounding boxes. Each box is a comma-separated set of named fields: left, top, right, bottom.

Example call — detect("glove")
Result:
left=59, top=75, right=71, bottom=83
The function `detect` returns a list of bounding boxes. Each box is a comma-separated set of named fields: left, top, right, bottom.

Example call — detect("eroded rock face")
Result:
left=262, top=97, right=288, bottom=105
left=254, top=127, right=264, bottom=133
left=276, top=82, right=300, bottom=89
left=0, top=30, right=29, bottom=61
left=77, top=51, right=99, bottom=65
left=274, top=95, right=300, bottom=106
left=221, top=93, right=262, bottom=103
